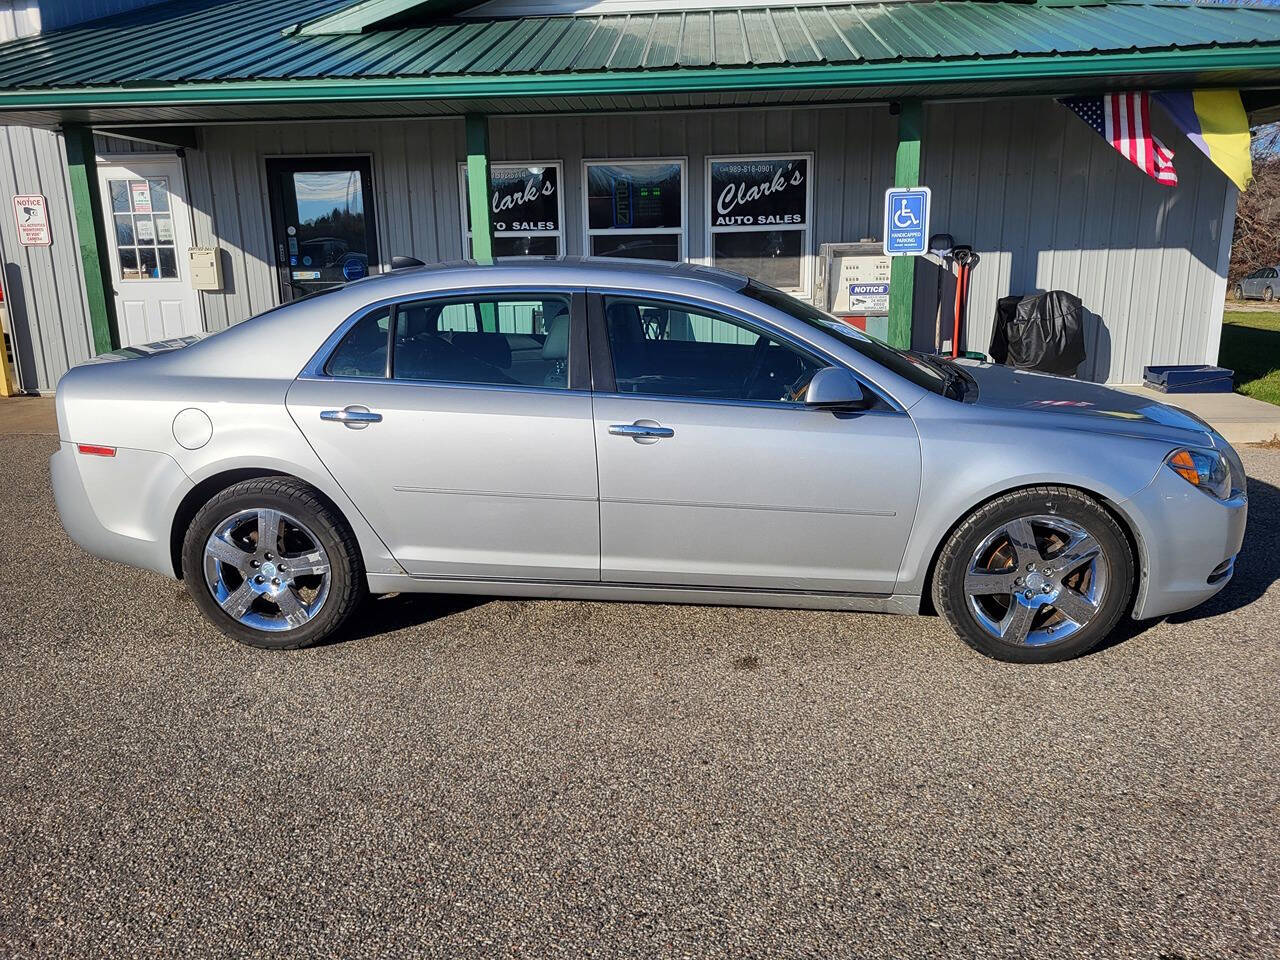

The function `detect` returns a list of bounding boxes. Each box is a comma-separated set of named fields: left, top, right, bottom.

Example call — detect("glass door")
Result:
left=266, top=157, right=379, bottom=302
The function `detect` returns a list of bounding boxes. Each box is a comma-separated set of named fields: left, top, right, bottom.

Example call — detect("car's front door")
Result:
left=588, top=293, right=921, bottom=595
left=287, top=289, right=599, bottom=581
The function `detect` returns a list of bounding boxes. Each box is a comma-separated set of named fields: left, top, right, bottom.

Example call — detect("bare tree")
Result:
left=1229, top=122, right=1280, bottom=287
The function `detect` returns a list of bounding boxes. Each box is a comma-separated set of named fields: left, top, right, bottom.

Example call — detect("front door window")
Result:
left=108, top=177, right=177, bottom=280
left=267, top=157, right=379, bottom=302
left=602, top=296, right=821, bottom=403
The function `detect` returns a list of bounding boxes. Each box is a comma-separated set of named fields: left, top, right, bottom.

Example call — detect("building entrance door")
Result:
left=267, top=157, right=379, bottom=303
left=97, top=156, right=202, bottom=347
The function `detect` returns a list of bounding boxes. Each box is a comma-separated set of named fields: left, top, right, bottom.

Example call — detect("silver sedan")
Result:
left=52, top=260, right=1247, bottom=662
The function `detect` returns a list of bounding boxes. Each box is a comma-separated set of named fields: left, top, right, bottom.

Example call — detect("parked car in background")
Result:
left=51, top=260, right=1247, bottom=663
left=1235, top=266, right=1280, bottom=301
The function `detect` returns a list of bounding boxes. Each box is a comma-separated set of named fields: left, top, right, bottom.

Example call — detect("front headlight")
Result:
left=1166, top=448, right=1232, bottom=500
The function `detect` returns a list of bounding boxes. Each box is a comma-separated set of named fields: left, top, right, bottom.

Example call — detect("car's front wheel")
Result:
left=182, top=477, right=364, bottom=649
left=1231, top=284, right=1243, bottom=300
left=932, top=487, right=1134, bottom=663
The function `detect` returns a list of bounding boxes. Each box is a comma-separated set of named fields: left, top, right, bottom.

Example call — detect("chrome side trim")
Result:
left=601, top=496, right=896, bottom=517
left=392, top=486, right=595, bottom=503
left=298, top=373, right=590, bottom=398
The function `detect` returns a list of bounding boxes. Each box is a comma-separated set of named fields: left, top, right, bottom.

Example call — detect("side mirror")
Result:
left=804, top=366, right=869, bottom=410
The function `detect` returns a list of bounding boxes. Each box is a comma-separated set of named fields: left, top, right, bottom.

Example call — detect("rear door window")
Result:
left=391, top=294, right=573, bottom=389
left=325, top=306, right=390, bottom=378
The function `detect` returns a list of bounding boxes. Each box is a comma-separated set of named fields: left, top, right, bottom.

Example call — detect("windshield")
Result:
left=743, top=281, right=958, bottom=397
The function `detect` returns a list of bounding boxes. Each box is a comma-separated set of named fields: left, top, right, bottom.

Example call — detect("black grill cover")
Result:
left=989, top=291, right=1086, bottom=377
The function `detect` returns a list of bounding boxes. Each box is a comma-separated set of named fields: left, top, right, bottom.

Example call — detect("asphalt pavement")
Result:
left=1, top=433, right=1277, bottom=958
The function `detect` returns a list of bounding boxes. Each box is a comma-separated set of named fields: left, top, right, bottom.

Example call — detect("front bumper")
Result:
left=51, top=442, right=192, bottom=579
left=1125, top=463, right=1247, bottom=620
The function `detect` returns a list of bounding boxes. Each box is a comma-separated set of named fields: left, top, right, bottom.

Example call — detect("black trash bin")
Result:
left=989, top=291, right=1086, bottom=377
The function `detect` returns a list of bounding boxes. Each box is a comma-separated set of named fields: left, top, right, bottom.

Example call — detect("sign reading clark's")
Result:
left=710, top=158, right=808, bottom=228
left=489, top=164, right=559, bottom=234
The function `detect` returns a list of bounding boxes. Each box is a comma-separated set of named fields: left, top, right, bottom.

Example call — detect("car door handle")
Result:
left=609, top=421, right=674, bottom=443
left=320, top=406, right=382, bottom=428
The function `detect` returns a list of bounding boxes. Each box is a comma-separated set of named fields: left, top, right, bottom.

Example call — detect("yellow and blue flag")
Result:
left=1153, top=89, right=1252, bottom=191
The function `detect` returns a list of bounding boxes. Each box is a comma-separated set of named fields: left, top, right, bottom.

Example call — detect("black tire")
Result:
left=181, top=477, right=364, bottom=650
left=1265, top=286, right=1275, bottom=303
left=1231, top=284, right=1243, bottom=301
left=931, top=486, right=1134, bottom=664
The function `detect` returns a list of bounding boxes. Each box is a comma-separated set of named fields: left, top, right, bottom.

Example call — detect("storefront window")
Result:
left=706, top=155, right=812, bottom=295
left=459, top=162, right=563, bottom=258
left=583, top=160, right=685, bottom=262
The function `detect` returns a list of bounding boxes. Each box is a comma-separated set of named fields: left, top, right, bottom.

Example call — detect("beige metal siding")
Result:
left=185, top=120, right=469, bottom=331
left=0, top=126, right=95, bottom=392
left=919, top=99, right=1233, bottom=383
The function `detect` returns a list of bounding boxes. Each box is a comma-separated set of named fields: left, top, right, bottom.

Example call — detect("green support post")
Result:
left=465, top=114, right=494, bottom=266
left=465, top=114, right=497, bottom=332
left=887, top=101, right=922, bottom=351
left=63, top=124, right=118, bottom=355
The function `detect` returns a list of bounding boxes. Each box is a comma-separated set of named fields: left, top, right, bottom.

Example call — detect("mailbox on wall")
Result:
left=816, top=241, right=891, bottom=342
left=188, top=247, right=222, bottom=291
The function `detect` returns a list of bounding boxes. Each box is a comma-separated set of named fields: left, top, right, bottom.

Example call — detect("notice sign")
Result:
left=710, top=158, right=808, bottom=227
left=12, top=194, right=50, bottom=246
left=130, top=181, right=152, bottom=213
left=832, top=253, right=891, bottom=313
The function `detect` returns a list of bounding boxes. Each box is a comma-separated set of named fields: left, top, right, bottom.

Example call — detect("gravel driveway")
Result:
left=2, top=433, right=1277, bottom=958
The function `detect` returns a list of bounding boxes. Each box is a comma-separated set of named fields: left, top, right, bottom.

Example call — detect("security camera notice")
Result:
left=12, top=194, right=50, bottom=246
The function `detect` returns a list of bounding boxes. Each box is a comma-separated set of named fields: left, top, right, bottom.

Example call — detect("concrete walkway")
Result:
left=3, top=388, right=1278, bottom=445
left=1117, top=386, right=1280, bottom=445
left=0, top=396, right=55, bottom=436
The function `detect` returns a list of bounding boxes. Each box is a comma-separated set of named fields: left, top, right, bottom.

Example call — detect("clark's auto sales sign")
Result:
left=489, top=165, right=559, bottom=234
left=710, top=158, right=808, bottom=228
left=12, top=194, right=50, bottom=246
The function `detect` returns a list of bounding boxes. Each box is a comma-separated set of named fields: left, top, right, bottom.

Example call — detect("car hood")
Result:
left=956, top=360, right=1220, bottom=446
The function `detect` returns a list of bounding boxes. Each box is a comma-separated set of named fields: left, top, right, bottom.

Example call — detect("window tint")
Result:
left=603, top=296, right=821, bottom=403
left=392, top=294, right=572, bottom=389
left=325, top=306, right=390, bottom=378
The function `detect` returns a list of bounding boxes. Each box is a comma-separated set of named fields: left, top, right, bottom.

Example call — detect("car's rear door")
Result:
left=287, top=288, right=599, bottom=581
left=587, top=291, right=921, bottom=595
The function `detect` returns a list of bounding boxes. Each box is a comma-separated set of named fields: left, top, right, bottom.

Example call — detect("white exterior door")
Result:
left=97, top=156, right=202, bottom=347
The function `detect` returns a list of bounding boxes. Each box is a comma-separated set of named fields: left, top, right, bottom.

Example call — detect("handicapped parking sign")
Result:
left=883, top=186, right=931, bottom=256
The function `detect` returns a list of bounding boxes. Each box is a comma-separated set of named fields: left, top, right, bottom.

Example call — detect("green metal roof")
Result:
left=0, top=0, right=1277, bottom=119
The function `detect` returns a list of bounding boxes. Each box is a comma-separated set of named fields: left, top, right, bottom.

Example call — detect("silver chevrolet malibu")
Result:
left=52, top=260, right=1247, bottom=663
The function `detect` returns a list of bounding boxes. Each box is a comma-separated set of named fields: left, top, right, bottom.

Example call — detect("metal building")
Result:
left=0, top=0, right=1276, bottom=394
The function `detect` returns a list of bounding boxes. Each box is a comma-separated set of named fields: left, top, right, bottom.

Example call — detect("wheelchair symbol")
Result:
left=893, top=197, right=920, bottom=229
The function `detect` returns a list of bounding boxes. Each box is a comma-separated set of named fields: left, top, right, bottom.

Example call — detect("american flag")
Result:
left=1059, top=92, right=1178, bottom=186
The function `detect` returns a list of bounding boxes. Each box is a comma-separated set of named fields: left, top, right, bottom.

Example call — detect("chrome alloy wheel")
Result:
left=964, top=514, right=1109, bottom=647
left=202, top=508, right=332, bottom=633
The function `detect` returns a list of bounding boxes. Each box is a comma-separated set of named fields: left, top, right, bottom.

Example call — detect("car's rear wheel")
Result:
left=182, top=477, right=364, bottom=649
left=1266, top=286, right=1275, bottom=302
left=932, top=487, right=1134, bottom=663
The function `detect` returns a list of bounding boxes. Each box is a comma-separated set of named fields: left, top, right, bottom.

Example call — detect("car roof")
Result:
left=348, top=256, right=750, bottom=294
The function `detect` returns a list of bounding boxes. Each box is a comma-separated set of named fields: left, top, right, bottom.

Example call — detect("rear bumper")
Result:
left=51, top=442, right=192, bottom=579
left=1126, top=465, right=1247, bottom=620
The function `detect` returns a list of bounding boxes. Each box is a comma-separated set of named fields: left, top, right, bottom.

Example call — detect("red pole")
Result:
left=951, top=262, right=967, bottom=358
